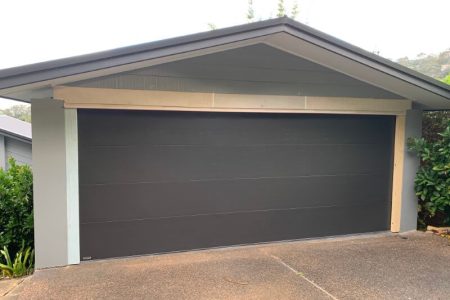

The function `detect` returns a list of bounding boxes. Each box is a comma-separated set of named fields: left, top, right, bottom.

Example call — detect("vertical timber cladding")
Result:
left=78, top=110, right=395, bottom=260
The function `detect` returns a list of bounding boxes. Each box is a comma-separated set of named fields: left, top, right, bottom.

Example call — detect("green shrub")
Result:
left=0, top=243, right=34, bottom=278
left=0, top=158, right=33, bottom=259
left=408, top=123, right=450, bottom=227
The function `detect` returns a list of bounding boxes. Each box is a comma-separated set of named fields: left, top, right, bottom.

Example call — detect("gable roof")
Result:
left=0, top=115, right=32, bottom=141
left=0, top=17, right=449, bottom=109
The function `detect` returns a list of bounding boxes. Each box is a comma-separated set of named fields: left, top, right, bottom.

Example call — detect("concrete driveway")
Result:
left=4, top=231, right=450, bottom=299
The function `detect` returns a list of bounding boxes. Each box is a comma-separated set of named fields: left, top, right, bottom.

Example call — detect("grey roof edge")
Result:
left=0, top=95, right=29, bottom=104
left=0, top=16, right=449, bottom=99
left=0, top=115, right=32, bottom=141
left=0, top=129, right=32, bottom=143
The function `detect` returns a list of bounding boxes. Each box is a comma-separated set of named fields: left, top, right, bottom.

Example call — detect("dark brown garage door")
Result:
left=79, top=110, right=394, bottom=260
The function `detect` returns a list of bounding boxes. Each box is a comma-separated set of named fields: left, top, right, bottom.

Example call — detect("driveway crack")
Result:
left=2, top=278, right=25, bottom=297
left=269, top=254, right=339, bottom=300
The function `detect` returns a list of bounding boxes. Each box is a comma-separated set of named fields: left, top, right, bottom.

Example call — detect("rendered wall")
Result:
left=399, top=109, right=422, bottom=231
left=31, top=99, right=79, bottom=268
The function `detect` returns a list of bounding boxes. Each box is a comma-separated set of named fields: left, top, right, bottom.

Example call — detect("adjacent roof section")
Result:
left=0, top=115, right=32, bottom=141
left=0, top=17, right=449, bottom=108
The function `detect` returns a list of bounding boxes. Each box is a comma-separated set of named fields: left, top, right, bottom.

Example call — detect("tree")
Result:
left=247, top=0, right=255, bottom=22
left=210, top=0, right=300, bottom=30
left=0, top=105, right=31, bottom=123
left=290, top=1, right=299, bottom=19
left=396, top=49, right=450, bottom=79
left=247, top=0, right=299, bottom=22
left=277, top=0, right=286, bottom=17
left=442, top=74, right=450, bottom=85
left=397, top=50, right=450, bottom=146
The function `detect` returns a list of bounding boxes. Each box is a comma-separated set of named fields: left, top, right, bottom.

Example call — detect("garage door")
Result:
left=79, top=110, right=394, bottom=260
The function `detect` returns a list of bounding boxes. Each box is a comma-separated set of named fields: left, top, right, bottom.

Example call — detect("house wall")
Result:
left=5, top=137, right=32, bottom=167
left=400, top=110, right=422, bottom=231
left=0, top=136, right=5, bottom=169
left=32, top=99, right=79, bottom=269
left=0, top=134, right=32, bottom=169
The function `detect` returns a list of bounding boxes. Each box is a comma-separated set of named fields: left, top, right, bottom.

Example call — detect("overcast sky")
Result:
left=1, top=0, right=449, bottom=108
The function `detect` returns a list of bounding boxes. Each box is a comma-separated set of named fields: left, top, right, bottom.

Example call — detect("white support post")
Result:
left=65, top=109, right=80, bottom=265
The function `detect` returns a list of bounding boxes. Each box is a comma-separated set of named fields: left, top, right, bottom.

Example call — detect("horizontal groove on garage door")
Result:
left=80, top=172, right=389, bottom=223
left=79, top=144, right=390, bottom=185
left=80, top=203, right=390, bottom=259
left=78, top=110, right=394, bottom=260
left=79, top=172, right=376, bottom=186
left=81, top=201, right=389, bottom=225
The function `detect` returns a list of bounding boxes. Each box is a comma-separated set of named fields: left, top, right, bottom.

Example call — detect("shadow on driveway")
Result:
left=9, top=231, right=450, bottom=299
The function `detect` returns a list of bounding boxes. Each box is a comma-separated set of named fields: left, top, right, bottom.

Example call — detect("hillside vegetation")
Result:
left=396, top=49, right=450, bottom=81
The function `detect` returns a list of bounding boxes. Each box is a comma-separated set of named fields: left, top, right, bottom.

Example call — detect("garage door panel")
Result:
left=80, top=202, right=390, bottom=260
left=78, top=110, right=392, bottom=147
left=80, top=174, right=390, bottom=223
left=79, top=110, right=394, bottom=260
left=79, top=144, right=391, bottom=185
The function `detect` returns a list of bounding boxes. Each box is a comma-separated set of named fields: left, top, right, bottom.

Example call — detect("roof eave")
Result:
left=0, top=130, right=32, bottom=143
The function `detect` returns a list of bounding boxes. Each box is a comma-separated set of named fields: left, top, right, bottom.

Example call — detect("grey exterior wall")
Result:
left=399, top=109, right=422, bottom=232
left=0, top=134, right=31, bottom=169
left=31, top=99, right=79, bottom=269
left=0, top=136, right=5, bottom=169
left=70, top=44, right=403, bottom=99
left=4, top=137, right=32, bottom=167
